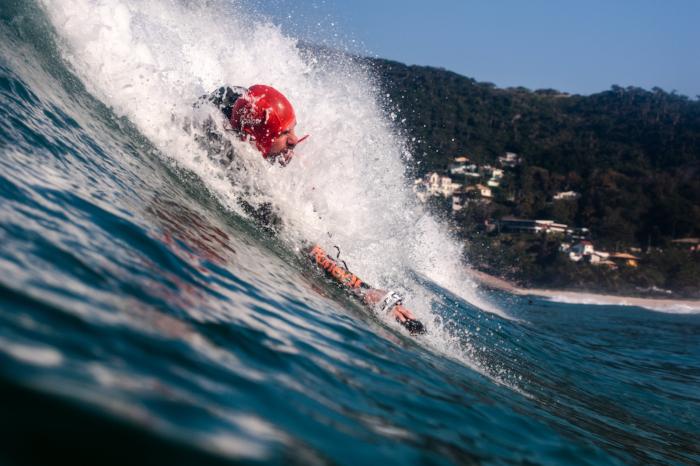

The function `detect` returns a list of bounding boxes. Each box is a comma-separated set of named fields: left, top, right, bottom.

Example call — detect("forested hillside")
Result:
left=372, top=58, right=700, bottom=172
left=369, top=58, right=700, bottom=247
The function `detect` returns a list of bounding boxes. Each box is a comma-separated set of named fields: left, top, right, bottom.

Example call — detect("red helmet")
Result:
left=230, top=84, right=296, bottom=158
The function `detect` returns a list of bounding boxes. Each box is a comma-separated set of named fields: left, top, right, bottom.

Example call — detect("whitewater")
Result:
left=1, top=0, right=698, bottom=464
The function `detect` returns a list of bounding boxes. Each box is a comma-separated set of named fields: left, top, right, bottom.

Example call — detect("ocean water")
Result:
left=1, top=1, right=699, bottom=465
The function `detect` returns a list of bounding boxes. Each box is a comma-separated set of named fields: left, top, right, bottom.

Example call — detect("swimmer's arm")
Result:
left=306, top=245, right=419, bottom=324
left=357, top=289, right=416, bottom=323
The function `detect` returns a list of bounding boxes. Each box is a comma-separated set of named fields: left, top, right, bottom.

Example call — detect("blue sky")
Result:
left=245, top=0, right=699, bottom=97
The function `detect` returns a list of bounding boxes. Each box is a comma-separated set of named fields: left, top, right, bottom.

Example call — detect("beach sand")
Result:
left=467, top=268, right=700, bottom=313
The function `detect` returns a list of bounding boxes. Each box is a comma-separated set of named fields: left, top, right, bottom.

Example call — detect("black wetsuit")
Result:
left=191, top=86, right=246, bottom=167
left=204, top=86, right=246, bottom=121
left=194, top=86, right=280, bottom=231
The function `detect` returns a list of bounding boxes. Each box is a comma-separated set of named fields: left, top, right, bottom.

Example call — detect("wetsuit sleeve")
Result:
left=307, top=245, right=371, bottom=292
left=197, top=86, right=247, bottom=120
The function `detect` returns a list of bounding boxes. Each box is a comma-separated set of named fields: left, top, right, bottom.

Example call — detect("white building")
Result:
left=462, top=164, right=481, bottom=178
left=488, top=168, right=504, bottom=180
left=452, top=184, right=494, bottom=211
left=499, top=218, right=567, bottom=234
left=414, top=172, right=462, bottom=201
left=498, top=152, right=521, bottom=168
left=553, top=191, right=581, bottom=201
left=565, top=227, right=590, bottom=240
left=472, top=184, right=493, bottom=199
left=568, top=241, right=594, bottom=262
left=448, top=156, right=471, bottom=175
left=568, top=240, right=610, bottom=263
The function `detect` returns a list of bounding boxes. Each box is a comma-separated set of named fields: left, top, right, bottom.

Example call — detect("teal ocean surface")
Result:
left=1, top=1, right=699, bottom=464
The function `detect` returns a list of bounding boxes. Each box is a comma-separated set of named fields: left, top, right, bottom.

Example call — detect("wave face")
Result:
left=1, top=1, right=699, bottom=464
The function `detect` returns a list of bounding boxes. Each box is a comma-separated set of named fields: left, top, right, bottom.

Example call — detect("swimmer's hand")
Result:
left=306, top=247, right=426, bottom=334
left=362, top=290, right=426, bottom=335
left=393, top=304, right=426, bottom=334
left=391, top=303, right=415, bottom=323
left=361, top=289, right=415, bottom=320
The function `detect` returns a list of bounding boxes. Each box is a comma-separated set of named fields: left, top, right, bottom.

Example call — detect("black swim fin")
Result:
left=400, top=318, right=426, bottom=335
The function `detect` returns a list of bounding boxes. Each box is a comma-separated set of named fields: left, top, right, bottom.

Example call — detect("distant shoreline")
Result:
left=467, top=268, right=700, bottom=313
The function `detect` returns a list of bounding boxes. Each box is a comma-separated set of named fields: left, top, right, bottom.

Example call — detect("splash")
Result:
left=39, top=0, right=509, bottom=357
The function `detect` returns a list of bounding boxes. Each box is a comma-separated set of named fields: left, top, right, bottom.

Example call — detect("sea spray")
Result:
left=39, top=0, right=510, bottom=376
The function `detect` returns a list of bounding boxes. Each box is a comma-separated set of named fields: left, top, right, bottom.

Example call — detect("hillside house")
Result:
left=609, top=252, right=640, bottom=267
left=670, top=238, right=700, bottom=252
left=498, top=152, right=521, bottom=168
left=479, top=165, right=504, bottom=188
left=499, top=217, right=567, bottom=235
left=553, top=191, right=581, bottom=201
left=448, top=156, right=471, bottom=175
left=414, top=172, right=462, bottom=201
left=568, top=240, right=610, bottom=264
left=452, top=184, right=493, bottom=210
left=489, top=167, right=504, bottom=180
left=470, top=184, right=493, bottom=199
left=566, top=227, right=591, bottom=240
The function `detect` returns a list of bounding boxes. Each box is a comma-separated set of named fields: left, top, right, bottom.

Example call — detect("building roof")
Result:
left=671, top=238, right=700, bottom=244
left=609, top=253, right=640, bottom=260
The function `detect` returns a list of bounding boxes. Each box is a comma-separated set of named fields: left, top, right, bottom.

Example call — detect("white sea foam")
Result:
left=0, top=337, right=64, bottom=367
left=540, top=292, right=700, bottom=314
left=39, top=0, right=510, bottom=377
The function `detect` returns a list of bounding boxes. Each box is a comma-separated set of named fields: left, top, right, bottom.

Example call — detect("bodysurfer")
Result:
left=196, top=84, right=425, bottom=335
